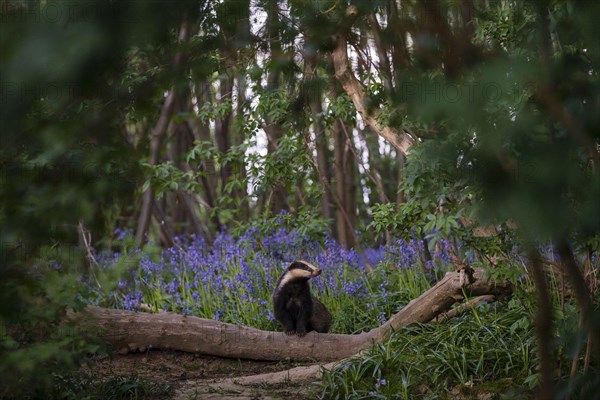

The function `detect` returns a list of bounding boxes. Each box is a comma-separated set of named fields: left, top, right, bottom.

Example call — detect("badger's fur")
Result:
left=272, top=260, right=332, bottom=336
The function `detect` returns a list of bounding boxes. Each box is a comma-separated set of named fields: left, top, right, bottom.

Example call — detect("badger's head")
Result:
left=287, top=260, right=321, bottom=280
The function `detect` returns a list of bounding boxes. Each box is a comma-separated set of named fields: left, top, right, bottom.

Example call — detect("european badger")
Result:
left=273, top=260, right=332, bottom=336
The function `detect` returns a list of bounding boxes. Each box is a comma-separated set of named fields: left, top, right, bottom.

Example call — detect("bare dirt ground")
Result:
left=83, top=350, right=321, bottom=400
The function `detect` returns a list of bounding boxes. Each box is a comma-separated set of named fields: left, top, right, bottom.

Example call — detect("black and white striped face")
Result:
left=285, top=260, right=321, bottom=281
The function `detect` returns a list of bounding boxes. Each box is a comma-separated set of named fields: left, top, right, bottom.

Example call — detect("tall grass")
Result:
left=318, top=297, right=538, bottom=399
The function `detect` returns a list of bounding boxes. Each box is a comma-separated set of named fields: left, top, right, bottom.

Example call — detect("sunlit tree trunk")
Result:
left=396, top=153, right=406, bottom=204
left=388, top=0, right=411, bottom=85
left=213, top=0, right=253, bottom=224
left=262, top=0, right=289, bottom=215
left=360, top=128, right=389, bottom=205
left=215, top=72, right=234, bottom=186
left=234, top=73, right=250, bottom=220
left=368, top=13, right=393, bottom=94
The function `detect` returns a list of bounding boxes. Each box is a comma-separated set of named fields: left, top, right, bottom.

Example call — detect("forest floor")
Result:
left=83, top=350, right=321, bottom=400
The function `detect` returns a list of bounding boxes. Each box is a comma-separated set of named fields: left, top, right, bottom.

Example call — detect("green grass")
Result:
left=317, top=296, right=539, bottom=399
left=44, top=372, right=174, bottom=400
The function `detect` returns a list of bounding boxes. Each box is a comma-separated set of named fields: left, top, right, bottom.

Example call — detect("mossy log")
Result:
left=75, top=268, right=511, bottom=361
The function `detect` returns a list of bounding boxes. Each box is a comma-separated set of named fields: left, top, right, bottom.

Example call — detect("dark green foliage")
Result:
left=393, top=1, right=600, bottom=244
left=0, top=2, right=198, bottom=398
left=319, top=297, right=538, bottom=399
left=1, top=0, right=599, bottom=398
left=0, top=262, right=105, bottom=398
left=30, top=372, right=174, bottom=400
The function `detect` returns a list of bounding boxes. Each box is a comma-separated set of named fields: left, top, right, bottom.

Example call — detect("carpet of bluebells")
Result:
left=90, top=227, right=455, bottom=334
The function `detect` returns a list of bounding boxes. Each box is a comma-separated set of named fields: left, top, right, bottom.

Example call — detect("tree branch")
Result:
left=331, top=6, right=414, bottom=156
left=135, top=22, right=191, bottom=246
left=72, top=269, right=511, bottom=361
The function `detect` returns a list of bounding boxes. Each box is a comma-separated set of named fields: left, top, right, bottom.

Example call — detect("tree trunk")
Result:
left=396, top=152, right=406, bottom=204
left=527, top=248, right=555, bottom=400
left=135, top=22, right=190, bottom=246
left=333, top=116, right=356, bottom=248
left=215, top=72, right=233, bottom=185
left=368, top=13, right=393, bottom=93
left=305, top=52, right=334, bottom=226
left=73, top=269, right=511, bottom=361
left=388, top=0, right=411, bottom=85
left=331, top=6, right=414, bottom=156
left=135, top=91, right=176, bottom=246
left=191, top=81, right=221, bottom=233
left=261, top=0, right=289, bottom=215
left=234, top=70, right=250, bottom=220
left=359, top=127, right=389, bottom=205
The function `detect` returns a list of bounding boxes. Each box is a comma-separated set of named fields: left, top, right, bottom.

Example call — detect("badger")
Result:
left=272, top=260, right=332, bottom=336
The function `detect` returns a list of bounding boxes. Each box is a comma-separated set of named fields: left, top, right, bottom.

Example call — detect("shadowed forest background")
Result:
left=1, top=0, right=599, bottom=399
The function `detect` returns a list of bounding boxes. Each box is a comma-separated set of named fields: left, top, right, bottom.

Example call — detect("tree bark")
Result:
left=333, top=116, right=356, bottom=248
left=261, top=0, right=289, bottom=215
left=527, top=248, right=555, bottom=400
left=214, top=72, right=233, bottom=185
left=368, top=13, right=393, bottom=94
left=358, top=127, right=389, bottom=205
left=191, top=81, right=221, bottom=233
left=396, top=152, right=406, bottom=204
left=135, top=91, right=177, bottom=246
left=555, top=241, right=600, bottom=364
left=331, top=6, right=414, bottom=156
left=305, top=52, right=334, bottom=226
left=135, top=22, right=190, bottom=246
left=73, top=269, right=511, bottom=361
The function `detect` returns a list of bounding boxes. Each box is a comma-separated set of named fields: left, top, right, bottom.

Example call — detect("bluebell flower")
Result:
left=375, top=377, right=387, bottom=390
left=265, top=309, right=275, bottom=321
left=114, top=228, right=133, bottom=241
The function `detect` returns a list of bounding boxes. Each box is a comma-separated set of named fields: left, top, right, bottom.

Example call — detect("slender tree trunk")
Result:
left=135, top=22, right=190, bottom=245
left=396, top=152, right=406, bottom=204
left=191, top=81, right=221, bottom=230
left=527, top=248, right=555, bottom=400
left=234, top=72, right=250, bottom=220
left=262, top=0, right=289, bottom=214
left=230, top=0, right=251, bottom=221
left=135, top=91, right=176, bottom=245
left=555, top=241, right=600, bottom=363
left=264, top=123, right=289, bottom=214
left=368, top=13, right=393, bottom=93
left=215, top=73, right=233, bottom=185
left=165, top=93, right=196, bottom=237
left=305, top=52, right=334, bottom=226
left=333, top=114, right=356, bottom=248
left=359, top=128, right=389, bottom=205
left=388, top=0, right=411, bottom=85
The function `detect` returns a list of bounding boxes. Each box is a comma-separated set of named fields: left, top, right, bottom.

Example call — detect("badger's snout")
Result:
left=312, top=268, right=322, bottom=277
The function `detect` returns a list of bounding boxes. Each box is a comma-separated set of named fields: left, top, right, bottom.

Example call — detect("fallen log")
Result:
left=74, top=268, right=511, bottom=361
